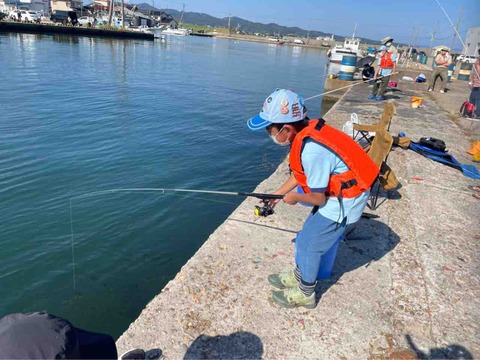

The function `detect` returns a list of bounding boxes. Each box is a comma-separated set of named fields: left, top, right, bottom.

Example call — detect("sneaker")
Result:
left=375, top=95, right=384, bottom=101
left=440, top=89, right=445, bottom=93
left=428, top=87, right=433, bottom=92
left=368, top=94, right=375, bottom=99
left=272, top=285, right=316, bottom=309
left=268, top=270, right=298, bottom=289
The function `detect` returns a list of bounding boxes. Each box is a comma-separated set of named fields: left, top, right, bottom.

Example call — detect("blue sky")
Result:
left=146, top=0, right=479, bottom=48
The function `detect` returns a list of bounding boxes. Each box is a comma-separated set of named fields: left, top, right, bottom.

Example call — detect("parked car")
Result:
left=294, top=39, right=305, bottom=45
left=457, top=54, right=477, bottom=63
left=77, top=16, right=96, bottom=26
left=23, top=11, right=41, bottom=22
left=9, top=10, right=21, bottom=20
left=50, top=10, right=78, bottom=25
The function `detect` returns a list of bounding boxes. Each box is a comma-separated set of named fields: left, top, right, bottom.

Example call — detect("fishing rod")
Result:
left=70, top=188, right=284, bottom=217
left=304, top=72, right=400, bottom=101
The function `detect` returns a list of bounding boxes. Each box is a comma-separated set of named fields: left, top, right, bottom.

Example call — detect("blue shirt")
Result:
left=300, top=139, right=369, bottom=224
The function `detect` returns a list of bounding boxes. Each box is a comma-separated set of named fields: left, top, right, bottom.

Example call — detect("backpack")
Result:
left=460, top=101, right=475, bottom=118
left=419, top=137, right=447, bottom=153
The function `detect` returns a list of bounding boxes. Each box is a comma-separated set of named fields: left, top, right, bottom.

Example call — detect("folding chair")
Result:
left=365, top=129, right=399, bottom=210
left=353, top=102, right=395, bottom=147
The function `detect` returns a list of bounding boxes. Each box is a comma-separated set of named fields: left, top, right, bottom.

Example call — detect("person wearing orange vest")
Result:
left=247, top=89, right=379, bottom=309
left=369, top=45, right=397, bottom=101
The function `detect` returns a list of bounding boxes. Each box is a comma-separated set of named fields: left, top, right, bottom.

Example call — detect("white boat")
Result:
left=327, top=23, right=365, bottom=63
left=161, top=4, right=190, bottom=36
left=161, top=27, right=191, bottom=36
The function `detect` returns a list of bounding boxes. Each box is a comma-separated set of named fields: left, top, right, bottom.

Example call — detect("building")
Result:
left=1, top=0, right=49, bottom=13
left=463, top=26, right=480, bottom=56
left=50, top=0, right=82, bottom=11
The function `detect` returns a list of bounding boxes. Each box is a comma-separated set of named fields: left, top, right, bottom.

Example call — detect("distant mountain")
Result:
left=134, top=3, right=382, bottom=44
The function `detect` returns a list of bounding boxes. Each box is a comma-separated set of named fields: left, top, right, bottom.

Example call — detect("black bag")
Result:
left=419, top=137, right=447, bottom=152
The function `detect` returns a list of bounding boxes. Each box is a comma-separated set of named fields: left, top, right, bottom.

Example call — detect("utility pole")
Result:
left=306, top=18, right=311, bottom=40
left=227, top=13, right=231, bottom=36
left=450, top=6, right=462, bottom=52
left=121, top=0, right=124, bottom=28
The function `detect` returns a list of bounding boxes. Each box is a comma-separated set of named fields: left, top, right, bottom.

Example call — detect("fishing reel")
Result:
left=254, top=199, right=274, bottom=217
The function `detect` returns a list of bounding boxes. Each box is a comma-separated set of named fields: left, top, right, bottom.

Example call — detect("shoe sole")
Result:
left=272, top=299, right=317, bottom=309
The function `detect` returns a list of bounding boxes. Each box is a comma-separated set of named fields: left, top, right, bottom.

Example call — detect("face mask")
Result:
left=270, top=126, right=291, bottom=146
left=386, top=42, right=392, bottom=46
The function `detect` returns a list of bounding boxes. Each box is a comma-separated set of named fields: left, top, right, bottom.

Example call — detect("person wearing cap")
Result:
left=428, top=48, right=452, bottom=93
left=381, top=36, right=397, bottom=56
left=368, top=45, right=397, bottom=101
left=247, top=89, right=379, bottom=309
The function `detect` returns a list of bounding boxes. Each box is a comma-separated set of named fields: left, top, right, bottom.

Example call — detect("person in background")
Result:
left=246, top=89, right=379, bottom=309
left=428, top=48, right=452, bottom=93
left=369, top=45, right=397, bottom=101
left=469, top=48, right=480, bottom=118
left=381, top=36, right=397, bottom=56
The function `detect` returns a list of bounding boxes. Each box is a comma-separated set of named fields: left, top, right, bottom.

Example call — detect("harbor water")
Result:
left=0, top=33, right=330, bottom=337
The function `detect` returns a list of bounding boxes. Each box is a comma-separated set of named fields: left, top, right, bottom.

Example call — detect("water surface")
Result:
left=0, top=33, right=330, bottom=337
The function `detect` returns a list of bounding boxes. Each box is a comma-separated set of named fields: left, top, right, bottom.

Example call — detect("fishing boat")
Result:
left=327, top=23, right=365, bottom=63
left=161, top=4, right=190, bottom=36
left=161, top=27, right=191, bottom=36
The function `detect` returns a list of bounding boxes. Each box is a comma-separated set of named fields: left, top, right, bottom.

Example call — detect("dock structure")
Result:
left=117, top=72, right=479, bottom=358
left=0, top=21, right=154, bottom=40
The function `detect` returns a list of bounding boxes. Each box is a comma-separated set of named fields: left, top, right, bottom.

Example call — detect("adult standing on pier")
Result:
left=369, top=45, right=397, bottom=101
left=247, top=89, right=379, bottom=309
left=427, top=48, right=452, bottom=93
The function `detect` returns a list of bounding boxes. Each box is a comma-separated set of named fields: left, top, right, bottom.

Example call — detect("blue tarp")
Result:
left=409, top=142, right=480, bottom=180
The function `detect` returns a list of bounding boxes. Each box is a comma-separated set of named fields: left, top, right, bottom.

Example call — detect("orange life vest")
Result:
left=380, top=52, right=394, bottom=69
left=289, top=119, right=379, bottom=198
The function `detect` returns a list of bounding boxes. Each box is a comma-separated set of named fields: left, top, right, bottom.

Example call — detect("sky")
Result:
left=142, top=0, right=479, bottom=49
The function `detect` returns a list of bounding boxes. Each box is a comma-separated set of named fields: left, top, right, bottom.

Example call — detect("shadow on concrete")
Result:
left=316, top=218, right=400, bottom=300
left=183, top=331, right=263, bottom=360
left=406, top=334, right=473, bottom=360
left=227, top=218, right=299, bottom=234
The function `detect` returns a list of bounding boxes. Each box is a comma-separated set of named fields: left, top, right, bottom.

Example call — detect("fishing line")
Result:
left=68, top=188, right=282, bottom=289
left=434, top=0, right=479, bottom=79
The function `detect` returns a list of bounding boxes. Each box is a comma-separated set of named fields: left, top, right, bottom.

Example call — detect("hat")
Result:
left=378, top=45, right=388, bottom=52
left=247, top=89, right=307, bottom=131
left=381, top=36, right=393, bottom=44
left=0, top=312, right=117, bottom=359
left=441, top=47, right=449, bottom=51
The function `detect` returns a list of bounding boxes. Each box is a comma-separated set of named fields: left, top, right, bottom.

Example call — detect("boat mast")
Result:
left=179, top=3, right=185, bottom=27
left=352, top=22, right=357, bottom=38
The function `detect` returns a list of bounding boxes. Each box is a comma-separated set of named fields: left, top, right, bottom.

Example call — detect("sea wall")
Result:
left=0, top=21, right=154, bottom=40
left=116, top=72, right=479, bottom=358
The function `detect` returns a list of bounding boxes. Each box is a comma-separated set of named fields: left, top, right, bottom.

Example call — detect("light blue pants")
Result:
left=295, top=209, right=347, bottom=283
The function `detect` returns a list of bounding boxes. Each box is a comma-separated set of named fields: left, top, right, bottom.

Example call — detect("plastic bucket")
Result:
left=338, top=55, right=357, bottom=81
left=457, top=62, right=472, bottom=81
left=317, top=236, right=344, bottom=279
left=420, top=55, right=427, bottom=64
left=411, top=96, right=423, bottom=108
left=447, top=63, right=455, bottom=82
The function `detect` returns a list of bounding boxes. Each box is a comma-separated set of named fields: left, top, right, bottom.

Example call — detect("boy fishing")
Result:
left=247, top=89, right=379, bottom=308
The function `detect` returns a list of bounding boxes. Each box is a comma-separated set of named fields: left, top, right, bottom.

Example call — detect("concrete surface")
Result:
left=117, top=71, right=480, bottom=359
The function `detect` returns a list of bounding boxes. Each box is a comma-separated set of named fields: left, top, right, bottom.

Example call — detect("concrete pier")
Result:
left=117, top=73, right=479, bottom=358
left=0, top=21, right=154, bottom=40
